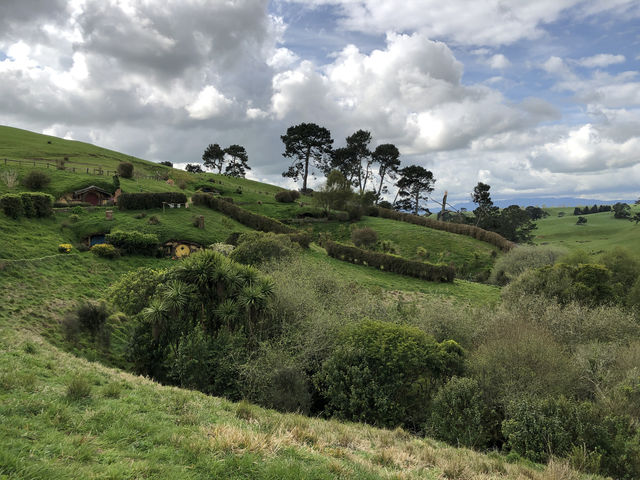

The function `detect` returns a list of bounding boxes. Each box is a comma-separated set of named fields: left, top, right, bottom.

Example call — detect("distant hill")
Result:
left=454, top=196, right=636, bottom=210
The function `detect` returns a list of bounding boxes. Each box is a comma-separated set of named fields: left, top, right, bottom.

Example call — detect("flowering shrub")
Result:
left=91, top=243, right=120, bottom=259
left=58, top=243, right=73, bottom=254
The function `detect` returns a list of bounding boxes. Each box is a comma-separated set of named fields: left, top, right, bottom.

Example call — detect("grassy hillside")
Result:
left=534, top=206, right=640, bottom=259
left=1, top=126, right=611, bottom=479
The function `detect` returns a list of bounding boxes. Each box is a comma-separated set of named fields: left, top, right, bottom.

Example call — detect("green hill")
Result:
left=0, top=126, right=618, bottom=479
left=534, top=206, right=640, bottom=259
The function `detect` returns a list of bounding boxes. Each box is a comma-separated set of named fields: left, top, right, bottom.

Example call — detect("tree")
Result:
left=496, top=205, right=537, bottom=242
left=345, top=130, right=373, bottom=195
left=525, top=206, right=548, bottom=220
left=372, top=144, right=401, bottom=201
left=159, top=161, right=173, bottom=167
left=185, top=163, right=204, bottom=174
left=472, top=182, right=499, bottom=226
left=313, top=170, right=353, bottom=213
left=612, top=202, right=631, bottom=219
left=329, top=146, right=360, bottom=185
left=224, top=145, right=250, bottom=177
left=202, top=143, right=226, bottom=174
left=281, top=123, right=333, bottom=192
left=394, top=165, right=435, bottom=215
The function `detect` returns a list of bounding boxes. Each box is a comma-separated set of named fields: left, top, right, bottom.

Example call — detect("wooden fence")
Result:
left=2, top=157, right=163, bottom=180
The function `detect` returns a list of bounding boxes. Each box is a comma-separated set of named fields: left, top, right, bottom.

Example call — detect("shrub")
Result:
left=275, top=190, right=301, bottom=203
left=118, top=192, right=187, bottom=210
left=0, top=169, right=18, bottom=188
left=489, top=245, right=567, bottom=285
left=230, top=232, right=296, bottom=266
left=208, top=243, right=235, bottom=257
left=346, top=203, right=364, bottom=221
left=0, top=194, right=23, bottom=218
left=378, top=239, right=398, bottom=254
left=58, top=243, right=72, bottom=254
left=69, top=214, right=79, bottom=223
left=117, top=162, right=134, bottom=178
left=23, top=170, right=51, bottom=190
left=66, top=375, right=92, bottom=401
left=108, top=267, right=165, bottom=315
left=317, top=320, right=464, bottom=430
left=192, top=193, right=296, bottom=234
left=71, top=205, right=85, bottom=215
left=148, top=215, right=160, bottom=225
left=325, top=240, right=455, bottom=283
left=351, top=227, right=378, bottom=248
left=75, top=301, right=110, bottom=338
left=429, top=377, right=491, bottom=448
left=91, top=243, right=120, bottom=259
left=105, top=230, right=159, bottom=255
left=576, top=216, right=587, bottom=225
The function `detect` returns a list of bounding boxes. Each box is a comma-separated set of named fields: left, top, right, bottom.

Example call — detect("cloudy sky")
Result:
left=1, top=0, right=639, bottom=204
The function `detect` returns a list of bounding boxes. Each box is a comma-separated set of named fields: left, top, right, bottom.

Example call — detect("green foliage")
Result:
left=598, top=247, right=640, bottom=293
left=281, top=122, right=334, bottom=191
left=112, top=174, right=120, bottom=190
left=317, top=320, right=464, bottom=430
left=576, top=216, right=587, bottom=225
left=612, top=202, right=631, bottom=219
left=192, top=193, right=296, bottom=234
left=90, top=243, right=120, bottom=258
left=117, top=162, right=134, bottom=179
left=105, top=230, right=159, bottom=255
left=394, top=165, right=435, bottom=215
left=65, top=375, right=92, bottom=401
left=230, top=232, right=297, bottom=266
left=274, top=190, right=300, bottom=203
left=0, top=192, right=53, bottom=219
left=22, top=170, right=51, bottom=190
left=489, top=245, right=567, bottom=285
left=117, top=192, right=187, bottom=210
left=351, top=226, right=378, bottom=248
left=313, top=169, right=353, bottom=213
left=428, top=377, right=490, bottom=448
left=108, top=267, right=166, bottom=315
left=377, top=206, right=514, bottom=252
left=75, top=300, right=110, bottom=339
left=325, top=240, right=455, bottom=282
left=505, top=262, right=616, bottom=306
left=71, top=205, right=85, bottom=215
left=0, top=193, right=23, bottom=218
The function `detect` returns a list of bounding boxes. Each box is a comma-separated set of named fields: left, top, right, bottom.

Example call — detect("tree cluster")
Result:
left=573, top=204, right=612, bottom=215
left=202, top=143, right=251, bottom=177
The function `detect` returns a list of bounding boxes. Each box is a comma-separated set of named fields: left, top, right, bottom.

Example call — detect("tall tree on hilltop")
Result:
left=224, top=145, right=250, bottom=178
left=346, top=130, right=373, bottom=195
left=185, top=163, right=204, bottom=174
left=281, top=123, right=333, bottom=192
left=330, top=146, right=360, bottom=185
left=202, top=143, right=226, bottom=174
left=372, top=143, right=401, bottom=202
left=471, top=182, right=499, bottom=226
left=394, top=165, right=435, bottom=215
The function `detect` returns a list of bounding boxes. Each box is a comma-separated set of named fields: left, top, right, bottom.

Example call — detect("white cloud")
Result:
left=576, top=53, right=625, bottom=68
left=488, top=54, right=510, bottom=69
left=186, top=85, right=234, bottom=119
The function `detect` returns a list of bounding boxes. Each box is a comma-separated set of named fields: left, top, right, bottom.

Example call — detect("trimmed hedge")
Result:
left=324, top=240, right=455, bottom=282
left=105, top=231, right=160, bottom=255
left=192, top=193, right=296, bottom=235
left=376, top=207, right=515, bottom=252
left=0, top=192, right=53, bottom=219
left=118, top=192, right=187, bottom=210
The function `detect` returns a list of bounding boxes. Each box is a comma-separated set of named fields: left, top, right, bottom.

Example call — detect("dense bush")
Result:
left=505, top=262, right=616, bottom=306
left=117, top=192, right=187, bottom=210
left=105, top=231, right=159, bottom=255
left=274, top=190, right=301, bottom=203
left=325, top=240, right=455, bottom=282
left=377, top=207, right=515, bottom=251
left=91, top=243, right=120, bottom=258
left=489, top=245, right=567, bottom=285
left=75, top=301, right=110, bottom=339
left=117, top=162, right=134, bottom=178
left=192, top=192, right=296, bottom=234
left=0, top=194, right=23, bottom=218
left=230, top=232, right=297, bottom=266
left=22, top=170, right=50, bottom=190
left=0, top=192, right=53, bottom=219
left=428, top=377, right=490, bottom=448
left=317, top=320, right=464, bottom=430
left=108, top=267, right=166, bottom=315
left=350, top=226, right=378, bottom=248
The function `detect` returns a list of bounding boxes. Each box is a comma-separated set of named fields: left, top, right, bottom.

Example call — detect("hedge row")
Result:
left=324, top=240, right=455, bottom=283
left=376, top=207, right=515, bottom=252
left=105, top=231, right=160, bottom=255
left=118, top=192, right=187, bottom=210
left=0, top=192, right=54, bottom=219
left=192, top=192, right=296, bottom=235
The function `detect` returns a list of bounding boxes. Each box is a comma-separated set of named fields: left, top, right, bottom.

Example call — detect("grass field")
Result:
left=534, top=206, right=640, bottom=259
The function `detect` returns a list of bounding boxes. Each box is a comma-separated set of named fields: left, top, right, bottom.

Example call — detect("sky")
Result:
left=1, top=0, right=639, bottom=205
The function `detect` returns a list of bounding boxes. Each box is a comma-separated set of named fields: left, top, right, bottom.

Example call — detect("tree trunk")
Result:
left=303, top=146, right=311, bottom=191
left=376, top=167, right=386, bottom=201
left=414, top=191, right=419, bottom=215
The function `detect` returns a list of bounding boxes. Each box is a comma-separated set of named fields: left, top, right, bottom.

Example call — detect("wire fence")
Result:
left=2, top=157, right=164, bottom=180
